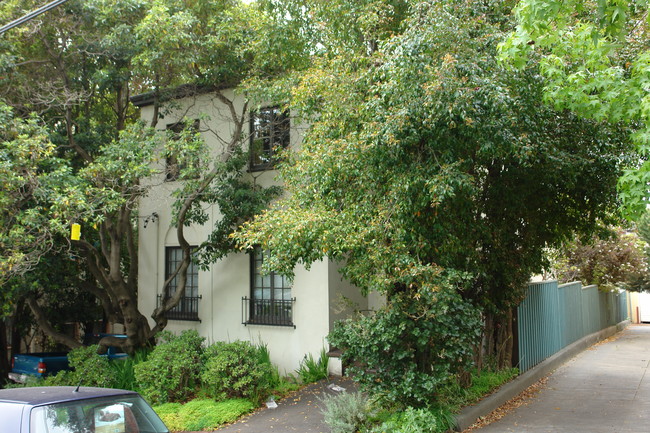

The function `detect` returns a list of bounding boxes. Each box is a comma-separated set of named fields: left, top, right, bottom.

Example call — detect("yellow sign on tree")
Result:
left=71, top=223, right=81, bottom=241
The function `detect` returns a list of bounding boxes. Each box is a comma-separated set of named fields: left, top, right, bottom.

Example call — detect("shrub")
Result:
left=154, top=399, right=254, bottom=431
left=135, top=330, right=204, bottom=404
left=321, top=392, right=373, bottom=433
left=42, top=345, right=116, bottom=388
left=371, top=407, right=454, bottom=433
left=200, top=340, right=273, bottom=402
left=328, top=283, right=482, bottom=406
left=110, top=349, right=149, bottom=391
left=296, top=348, right=329, bottom=384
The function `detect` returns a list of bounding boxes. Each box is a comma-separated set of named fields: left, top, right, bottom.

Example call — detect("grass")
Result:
left=296, top=348, right=329, bottom=383
left=154, top=398, right=255, bottom=431
left=439, top=367, right=519, bottom=412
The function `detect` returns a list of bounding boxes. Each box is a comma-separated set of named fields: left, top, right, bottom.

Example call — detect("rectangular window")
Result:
left=163, top=246, right=200, bottom=321
left=244, top=247, right=294, bottom=327
left=165, top=120, right=199, bottom=181
left=249, top=107, right=290, bottom=171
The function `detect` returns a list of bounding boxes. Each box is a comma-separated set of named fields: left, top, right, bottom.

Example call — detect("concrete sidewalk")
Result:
left=470, top=324, right=650, bottom=432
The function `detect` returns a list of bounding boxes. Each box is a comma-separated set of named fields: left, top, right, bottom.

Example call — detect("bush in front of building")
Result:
left=200, top=340, right=275, bottom=403
left=134, top=330, right=205, bottom=404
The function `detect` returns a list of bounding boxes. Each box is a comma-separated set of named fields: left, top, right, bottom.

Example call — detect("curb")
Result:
left=452, top=320, right=631, bottom=432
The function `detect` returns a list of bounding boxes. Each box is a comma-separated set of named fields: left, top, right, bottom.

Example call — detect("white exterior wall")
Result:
left=137, top=91, right=365, bottom=374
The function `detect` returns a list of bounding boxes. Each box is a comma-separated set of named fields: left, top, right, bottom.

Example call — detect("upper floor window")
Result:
left=165, top=120, right=199, bottom=181
left=249, top=107, right=290, bottom=171
left=162, top=246, right=200, bottom=321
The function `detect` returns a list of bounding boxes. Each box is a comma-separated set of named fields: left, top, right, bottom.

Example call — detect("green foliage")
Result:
left=0, top=103, right=72, bottom=286
left=135, top=330, right=204, bottom=404
left=296, top=348, right=329, bottom=384
left=500, top=0, right=649, bottom=218
left=370, top=406, right=454, bottom=433
left=438, top=367, right=519, bottom=412
left=190, top=147, right=283, bottom=268
left=0, top=0, right=307, bottom=351
left=68, top=345, right=117, bottom=387
left=38, top=346, right=117, bottom=388
left=200, top=340, right=273, bottom=402
left=109, top=349, right=150, bottom=391
left=329, top=283, right=482, bottom=406
left=42, top=346, right=114, bottom=387
left=154, top=398, right=255, bottom=432
left=237, top=0, right=631, bottom=321
left=321, top=392, right=374, bottom=433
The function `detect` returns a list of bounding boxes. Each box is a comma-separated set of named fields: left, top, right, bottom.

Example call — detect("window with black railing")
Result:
left=157, top=294, right=202, bottom=321
left=243, top=247, right=294, bottom=327
left=242, top=296, right=295, bottom=327
left=163, top=246, right=200, bottom=321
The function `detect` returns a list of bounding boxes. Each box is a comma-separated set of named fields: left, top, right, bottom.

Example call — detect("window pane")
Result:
left=164, top=246, right=199, bottom=318
left=250, top=247, right=292, bottom=325
left=30, top=395, right=168, bottom=433
left=250, top=107, right=290, bottom=170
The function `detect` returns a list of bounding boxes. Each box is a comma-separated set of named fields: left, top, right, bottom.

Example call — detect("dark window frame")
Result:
left=249, top=107, right=290, bottom=171
left=162, top=246, right=200, bottom=321
left=165, top=119, right=200, bottom=182
left=244, top=247, right=294, bottom=327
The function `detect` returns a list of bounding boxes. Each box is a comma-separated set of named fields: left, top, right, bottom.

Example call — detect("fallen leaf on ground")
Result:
left=462, top=376, right=549, bottom=432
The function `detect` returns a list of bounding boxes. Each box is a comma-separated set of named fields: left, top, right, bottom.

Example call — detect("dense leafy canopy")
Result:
left=0, top=0, right=638, bottom=389
left=500, top=0, right=649, bottom=219
left=0, top=0, right=299, bottom=352
left=238, top=0, right=631, bottom=315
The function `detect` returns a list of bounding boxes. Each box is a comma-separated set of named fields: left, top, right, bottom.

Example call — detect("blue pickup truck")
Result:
left=8, top=334, right=127, bottom=383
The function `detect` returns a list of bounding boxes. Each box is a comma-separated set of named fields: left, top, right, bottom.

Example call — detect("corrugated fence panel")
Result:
left=618, top=292, right=628, bottom=322
left=581, top=285, right=600, bottom=336
left=518, top=281, right=629, bottom=373
left=517, top=281, right=562, bottom=372
left=558, top=282, right=583, bottom=347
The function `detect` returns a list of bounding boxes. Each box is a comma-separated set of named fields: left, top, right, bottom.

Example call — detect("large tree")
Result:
left=237, top=0, right=632, bottom=370
left=0, top=0, right=303, bottom=353
left=500, top=0, right=649, bottom=219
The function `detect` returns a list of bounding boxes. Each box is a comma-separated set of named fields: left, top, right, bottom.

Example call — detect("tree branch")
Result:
left=25, top=295, right=82, bottom=350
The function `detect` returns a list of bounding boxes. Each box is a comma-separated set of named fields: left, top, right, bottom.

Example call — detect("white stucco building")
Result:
left=133, top=88, right=381, bottom=375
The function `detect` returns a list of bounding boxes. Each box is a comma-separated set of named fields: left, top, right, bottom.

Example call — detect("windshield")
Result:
left=30, top=394, right=168, bottom=433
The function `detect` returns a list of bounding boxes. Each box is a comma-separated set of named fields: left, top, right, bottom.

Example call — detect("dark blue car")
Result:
left=0, top=386, right=169, bottom=433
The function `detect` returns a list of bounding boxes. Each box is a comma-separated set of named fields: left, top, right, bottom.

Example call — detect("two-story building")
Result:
left=133, top=87, right=382, bottom=375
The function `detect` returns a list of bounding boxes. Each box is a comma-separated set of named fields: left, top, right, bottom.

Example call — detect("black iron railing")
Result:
left=157, top=294, right=201, bottom=321
left=242, top=297, right=295, bottom=328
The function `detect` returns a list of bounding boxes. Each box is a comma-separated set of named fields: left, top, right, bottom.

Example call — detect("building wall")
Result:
left=137, top=91, right=364, bottom=374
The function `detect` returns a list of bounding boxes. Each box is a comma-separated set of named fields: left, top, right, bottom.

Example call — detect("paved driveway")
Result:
left=207, top=376, right=356, bottom=433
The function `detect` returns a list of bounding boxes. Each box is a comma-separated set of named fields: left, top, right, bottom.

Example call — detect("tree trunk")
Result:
left=481, top=309, right=515, bottom=370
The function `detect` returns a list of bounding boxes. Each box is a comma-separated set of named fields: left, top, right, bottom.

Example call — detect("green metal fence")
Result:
left=517, top=281, right=628, bottom=373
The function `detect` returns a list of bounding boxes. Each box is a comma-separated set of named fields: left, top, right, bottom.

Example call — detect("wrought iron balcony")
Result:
left=157, top=294, right=201, bottom=322
left=242, top=297, right=295, bottom=328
